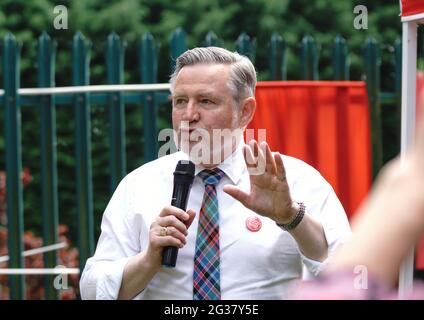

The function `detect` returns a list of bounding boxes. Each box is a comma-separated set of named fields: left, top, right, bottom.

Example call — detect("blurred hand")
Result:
left=353, top=93, right=424, bottom=244
left=327, top=93, right=424, bottom=286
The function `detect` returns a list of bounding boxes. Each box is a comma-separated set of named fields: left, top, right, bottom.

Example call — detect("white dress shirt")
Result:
left=80, top=144, right=351, bottom=300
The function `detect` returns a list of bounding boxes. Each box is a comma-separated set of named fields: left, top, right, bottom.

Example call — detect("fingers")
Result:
left=158, top=214, right=188, bottom=236
left=159, top=205, right=190, bottom=222
left=263, top=141, right=277, bottom=175
left=158, top=206, right=189, bottom=234
left=243, top=143, right=256, bottom=168
left=249, top=140, right=264, bottom=168
left=157, top=225, right=187, bottom=247
left=274, top=152, right=287, bottom=180
left=185, top=209, right=196, bottom=228
left=150, top=206, right=195, bottom=249
left=244, top=139, right=278, bottom=176
left=152, top=224, right=186, bottom=248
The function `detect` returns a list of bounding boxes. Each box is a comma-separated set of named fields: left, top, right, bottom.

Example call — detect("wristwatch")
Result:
left=276, top=202, right=305, bottom=231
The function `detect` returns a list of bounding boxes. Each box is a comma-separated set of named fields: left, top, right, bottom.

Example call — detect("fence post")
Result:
left=268, top=33, right=287, bottom=80
left=203, top=31, right=223, bottom=47
left=363, top=37, right=383, bottom=178
left=140, top=33, right=159, bottom=163
left=37, top=32, right=59, bottom=300
left=3, top=33, right=24, bottom=300
left=170, top=28, right=187, bottom=73
left=107, top=33, right=126, bottom=193
left=332, top=35, right=349, bottom=80
left=235, top=32, right=256, bottom=63
left=72, top=32, right=94, bottom=270
left=300, top=35, right=320, bottom=80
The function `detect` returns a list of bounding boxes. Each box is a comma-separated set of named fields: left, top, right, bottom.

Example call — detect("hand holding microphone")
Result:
left=146, top=160, right=195, bottom=269
left=161, top=160, right=195, bottom=267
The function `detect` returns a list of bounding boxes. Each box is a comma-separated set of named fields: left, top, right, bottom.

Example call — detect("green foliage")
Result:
left=0, top=0, right=404, bottom=241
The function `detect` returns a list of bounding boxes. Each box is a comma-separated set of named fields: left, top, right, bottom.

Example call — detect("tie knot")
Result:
left=198, top=168, right=225, bottom=186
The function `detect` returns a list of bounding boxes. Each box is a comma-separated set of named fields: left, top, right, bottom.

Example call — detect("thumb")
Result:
left=223, top=185, right=251, bottom=207
left=185, top=209, right=196, bottom=229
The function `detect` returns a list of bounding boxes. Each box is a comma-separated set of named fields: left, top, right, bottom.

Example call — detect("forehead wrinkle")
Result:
left=172, top=89, right=219, bottom=98
left=172, top=64, right=234, bottom=102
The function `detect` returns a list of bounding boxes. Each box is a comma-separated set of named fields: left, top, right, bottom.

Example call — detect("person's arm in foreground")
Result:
left=326, top=128, right=424, bottom=287
left=291, top=101, right=424, bottom=299
left=224, top=140, right=328, bottom=262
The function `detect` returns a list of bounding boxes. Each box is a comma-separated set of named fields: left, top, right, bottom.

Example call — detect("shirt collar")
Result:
left=178, top=142, right=246, bottom=185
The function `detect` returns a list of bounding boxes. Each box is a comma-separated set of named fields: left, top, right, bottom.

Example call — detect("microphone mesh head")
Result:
left=174, top=160, right=195, bottom=178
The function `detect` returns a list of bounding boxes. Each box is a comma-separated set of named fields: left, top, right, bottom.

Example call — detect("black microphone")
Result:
left=162, top=160, right=195, bottom=267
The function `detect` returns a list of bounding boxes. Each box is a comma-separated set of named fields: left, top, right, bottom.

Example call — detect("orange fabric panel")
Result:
left=247, top=81, right=372, bottom=219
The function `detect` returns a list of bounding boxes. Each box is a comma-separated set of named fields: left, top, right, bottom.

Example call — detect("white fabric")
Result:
left=80, top=145, right=351, bottom=300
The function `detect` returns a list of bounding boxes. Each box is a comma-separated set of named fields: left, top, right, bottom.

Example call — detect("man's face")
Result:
left=171, top=63, right=244, bottom=167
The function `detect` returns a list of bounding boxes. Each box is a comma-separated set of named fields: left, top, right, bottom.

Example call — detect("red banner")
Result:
left=248, top=81, right=372, bottom=219
left=401, top=0, right=424, bottom=17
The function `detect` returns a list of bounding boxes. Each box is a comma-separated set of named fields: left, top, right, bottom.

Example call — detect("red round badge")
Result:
left=246, top=216, right=262, bottom=232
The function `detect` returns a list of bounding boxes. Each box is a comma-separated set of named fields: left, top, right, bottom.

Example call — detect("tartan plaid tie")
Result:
left=193, top=168, right=225, bottom=300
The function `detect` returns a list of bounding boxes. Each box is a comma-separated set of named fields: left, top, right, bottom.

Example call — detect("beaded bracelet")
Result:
left=276, top=202, right=305, bottom=231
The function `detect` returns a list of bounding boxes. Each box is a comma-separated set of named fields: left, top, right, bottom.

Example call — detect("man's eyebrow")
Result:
left=171, top=93, right=187, bottom=98
left=198, top=92, right=216, bottom=98
left=171, top=92, right=217, bottom=98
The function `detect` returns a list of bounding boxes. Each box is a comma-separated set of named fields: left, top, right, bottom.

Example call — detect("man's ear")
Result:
left=239, top=97, right=256, bottom=128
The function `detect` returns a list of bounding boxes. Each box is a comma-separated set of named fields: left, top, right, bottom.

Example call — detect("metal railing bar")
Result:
left=0, top=242, right=68, bottom=263
left=17, top=91, right=171, bottom=106
left=0, top=83, right=171, bottom=96
left=0, top=268, right=80, bottom=275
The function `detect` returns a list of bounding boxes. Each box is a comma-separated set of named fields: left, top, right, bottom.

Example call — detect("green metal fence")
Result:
left=0, top=28, right=401, bottom=299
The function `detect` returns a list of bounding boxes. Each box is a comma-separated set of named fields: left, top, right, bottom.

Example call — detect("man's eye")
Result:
left=200, top=99, right=214, bottom=105
left=174, top=98, right=187, bottom=105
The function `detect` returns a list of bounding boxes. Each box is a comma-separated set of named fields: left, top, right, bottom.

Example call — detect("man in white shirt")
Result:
left=80, top=46, right=351, bottom=300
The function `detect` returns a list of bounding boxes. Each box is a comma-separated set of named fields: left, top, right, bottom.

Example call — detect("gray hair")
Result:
left=170, top=46, right=257, bottom=105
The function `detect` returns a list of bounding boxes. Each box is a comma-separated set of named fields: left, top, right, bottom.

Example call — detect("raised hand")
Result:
left=223, top=140, right=298, bottom=224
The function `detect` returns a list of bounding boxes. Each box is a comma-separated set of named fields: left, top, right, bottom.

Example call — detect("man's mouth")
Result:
left=180, top=128, right=196, bottom=133
left=179, top=127, right=197, bottom=135
left=179, top=128, right=208, bottom=145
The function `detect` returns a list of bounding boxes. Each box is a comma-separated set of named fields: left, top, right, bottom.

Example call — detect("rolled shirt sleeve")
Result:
left=284, top=155, right=352, bottom=278
left=81, top=257, right=131, bottom=300
left=79, top=176, right=144, bottom=300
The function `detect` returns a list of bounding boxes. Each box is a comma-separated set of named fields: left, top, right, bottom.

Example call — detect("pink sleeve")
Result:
left=290, top=271, right=424, bottom=300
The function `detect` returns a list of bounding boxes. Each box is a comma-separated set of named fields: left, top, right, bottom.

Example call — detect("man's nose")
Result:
left=183, top=101, right=200, bottom=122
